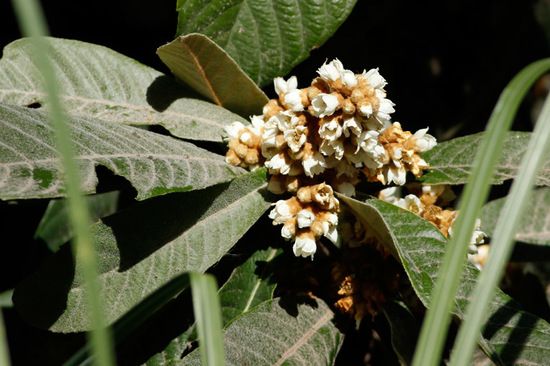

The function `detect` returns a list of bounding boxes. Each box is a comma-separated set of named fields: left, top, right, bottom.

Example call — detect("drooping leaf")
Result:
left=12, top=169, right=271, bottom=332
left=176, top=0, right=358, bottom=87
left=181, top=297, right=344, bottom=365
left=482, top=187, right=550, bottom=245
left=339, top=194, right=550, bottom=365
left=382, top=301, right=419, bottom=366
left=0, top=103, right=245, bottom=200
left=145, top=247, right=280, bottom=365
left=35, top=191, right=120, bottom=252
left=419, top=131, right=550, bottom=186
left=0, top=37, right=245, bottom=141
left=218, top=247, right=280, bottom=327
left=157, top=34, right=268, bottom=118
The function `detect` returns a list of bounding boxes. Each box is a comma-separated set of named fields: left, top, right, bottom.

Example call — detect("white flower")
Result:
left=270, top=111, right=293, bottom=131
left=297, top=209, right=315, bottom=228
left=448, top=216, right=486, bottom=246
left=375, top=97, right=395, bottom=125
left=342, top=116, right=362, bottom=137
left=250, top=115, right=265, bottom=133
left=265, top=153, right=292, bottom=175
left=224, top=121, right=245, bottom=139
left=319, top=117, right=343, bottom=141
left=317, top=59, right=344, bottom=81
left=293, top=233, right=317, bottom=259
left=268, top=200, right=293, bottom=225
left=359, top=102, right=373, bottom=118
left=379, top=187, right=402, bottom=204
left=284, top=125, right=307, bottom=152
left=412, top=127, right=437, bottom=152
left=284, top=89, right=305, bottom=112
left=363, top=68, right=387, bottom=90
left=302, top=151, right=326, bottom=177
left=311, top=93, right=340, bottom=118
left=274, top=76, right=298, bottom=96
left=340, top=70, right=358, bottom=87
left=281, top=221, right=295, bottom=240
left=320, top=139, right=345, bottom=160
left=395, top=194, right=423, bottom=215
left=385, top=165, right=407, bottom=185
left=324, top=225, right=339, bottom=244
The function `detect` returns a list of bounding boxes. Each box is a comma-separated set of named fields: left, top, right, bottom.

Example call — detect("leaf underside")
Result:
left=176, top=0, right=358, bottom=88
left=482, top=186, right=550, bottom=245
left=182, top=297, right=344, bottom=366
left=420, top=131, right=550, bottom=186
left=0, top=103, right=246, bottom=201
left=13, top=169, right=270, bottom=332
left=147, top=247, right=280, bottom=365
left=157, top=33, right=269, bottom=118
left=339, top=195, right=550, bottom=365
left=0, top=37, right=245, bottom=142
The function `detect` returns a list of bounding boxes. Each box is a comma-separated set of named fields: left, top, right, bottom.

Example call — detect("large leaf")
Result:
left=0, top=103, right=245, bottom=200
left=12, top=169, right=271, bottom=332
left=145, top=247, right=280, bottom=365
left=176, top=0, right=357, bottom=87
left=157, top=34, right=268, bottom=118
left=420, top=131, right=550, bottom=186
left=218, top=247, right=280, bottom=327
left=181, top=297, right=344, bottom=365
left=0, top=37, right=245, bottom=142
left=339, top=194, right=550, bottom=365
left=482, top=187, right=550, bottom=245
left=35, top=191, right=120, bottom=252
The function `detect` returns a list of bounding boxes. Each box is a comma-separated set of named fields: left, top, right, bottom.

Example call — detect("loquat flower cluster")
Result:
left=225, top=59, right=438, bottom=259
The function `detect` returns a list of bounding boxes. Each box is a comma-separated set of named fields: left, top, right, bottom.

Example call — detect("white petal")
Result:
left=340, top=70, right=357, bottom=87
left=224, top=121, right=245, bottom=139
left=311, top=93, right=340, bottom=118
left=297, top=209, right=315, bottom=228
left=293, top=235, right=317, bottom=258
left=324, top=225, right=338, bottom=244
left=284, top=90, right=304, bottom=112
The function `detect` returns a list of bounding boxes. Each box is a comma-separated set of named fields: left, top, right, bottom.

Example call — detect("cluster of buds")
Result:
left=224, top=59, right=438, bottom=259
left=268, top=183, right=339, bottom=258
left=379, top=184, right=486, bottom=266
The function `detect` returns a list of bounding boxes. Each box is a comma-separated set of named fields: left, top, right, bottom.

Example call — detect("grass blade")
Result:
left=450, top=88, right=550, bottom=365
left=190, top=272, right=226, bottom=366
left=10, top=0, right=115, bottom=365
left=412, top=58, right=550, bottom=366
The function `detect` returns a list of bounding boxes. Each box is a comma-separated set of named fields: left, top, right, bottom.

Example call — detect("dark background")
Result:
left=1, top=0, right=550, bottom=364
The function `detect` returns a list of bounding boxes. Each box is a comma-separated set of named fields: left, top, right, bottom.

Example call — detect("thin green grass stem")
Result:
left=412, top=59, right=550, bottom=366
left=190, top=272, right=226, bottom=366
left=10, top=0, right=115, bottom=365
left=0, top=310, right=10, bottom=366
left=449, top=88, right=550, bottom=366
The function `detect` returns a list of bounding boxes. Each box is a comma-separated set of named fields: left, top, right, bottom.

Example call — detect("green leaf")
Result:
left=0, top=103, right=245, bottom=200
left=35, top=191, right=120, bottom=252
left=181, top=297, right=344, bottom=365
left=482, top=187, right=550, bottom=245
left=0, top=37, right=245, bottom=142
left=420, top=131, right=550, bottom=186
left=145, top=247, right=280, bottom=365
left=157, top=34, right=269, bottom=118
left=176, top=0, right=357, bottom=87
left=382, top=301, right=419, bottom=366
left=218, top=247, right=279, bottom=327
left=12, top=169, right=271, bottom=332
left=339, top=195, right=550, bottom=365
